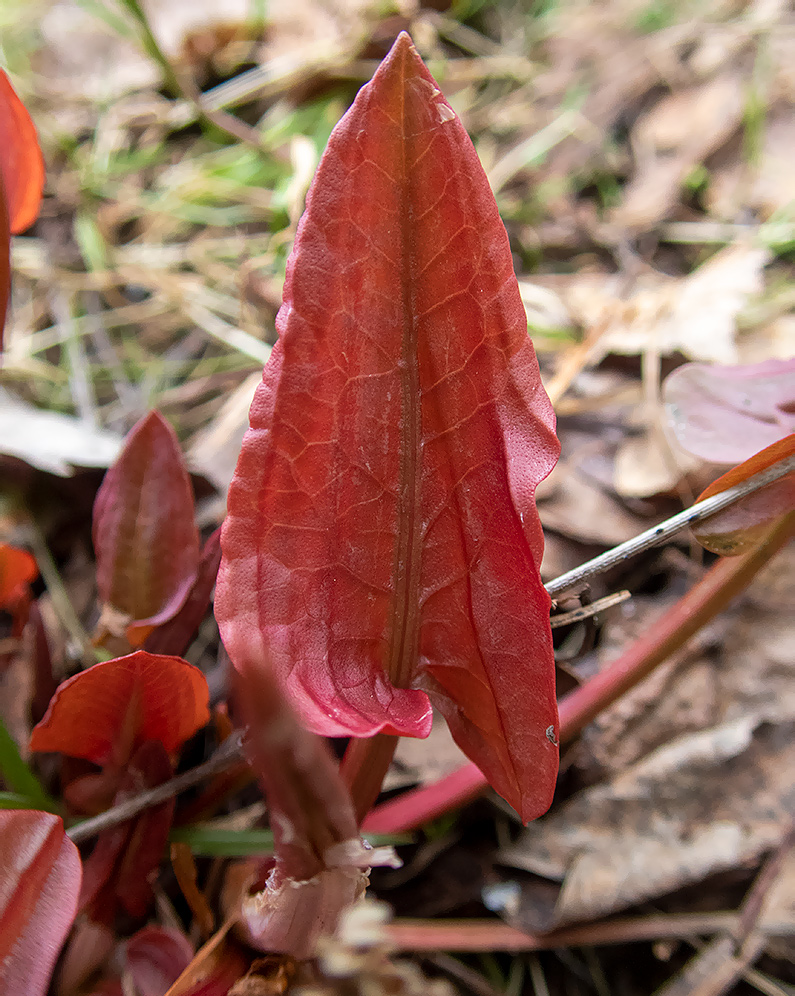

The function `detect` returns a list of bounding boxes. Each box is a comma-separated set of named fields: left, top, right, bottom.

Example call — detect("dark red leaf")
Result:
left=80, top=741, right=175, bottom=922
left=144, top=527, right=222, bottom=656
left=162, top=927, right=251, bottom=996
left=27, top=600, right=58, bottom=724
left=29, top=650, right=210, bottom=767
left=692, top=434, right=795, bottom=555
left=0, top=810, right=82, bottom=996
left=0, top=69, right=45, bottom=234
left=114, top=740, right=175, bottom=918
left=216, top=32, right=559, bottom=822
left=231, top=656, right=393, bottom=958
left=93, top=411, right=200, bottom=647
left=126, top=926, right=194, bottom=996
left=664, top=358, right=795, bottom=465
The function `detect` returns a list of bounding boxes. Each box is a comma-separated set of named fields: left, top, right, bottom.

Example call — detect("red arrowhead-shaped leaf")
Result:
left=93, top=411, right=201, bottom=647
left=29, top=651, right=210, bottom=767
left=692, top=434, right=795, bottom=555
left=0, top=69, right=44, bottom=353
left=0, top=810, right=82, bottom=996
left=216, top=33, right=560, bottom=821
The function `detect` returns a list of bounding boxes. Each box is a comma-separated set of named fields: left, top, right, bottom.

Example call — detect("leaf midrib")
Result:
left=388, top=46, right=424, bottom=691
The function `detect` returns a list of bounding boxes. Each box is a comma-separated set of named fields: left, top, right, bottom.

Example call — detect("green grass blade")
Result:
left=169, top=826, right=413, bottom=857
left=0, top=717, right=59, bottom=812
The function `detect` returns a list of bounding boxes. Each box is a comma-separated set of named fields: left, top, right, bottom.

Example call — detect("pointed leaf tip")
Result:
left=93, top=410, right=200, bottom=646
left=0, top=811, right=81, bottom=996
left=30, top=651, right=210, bottom=767
left=217, top=36, right=559, bottom=822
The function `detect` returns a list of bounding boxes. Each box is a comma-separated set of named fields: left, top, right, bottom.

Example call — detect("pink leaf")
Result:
left=216, top=32, right=560, bottom=822
left=664, top=358, right=795, bottom=465
left=0, top=811, right=82, bottom=996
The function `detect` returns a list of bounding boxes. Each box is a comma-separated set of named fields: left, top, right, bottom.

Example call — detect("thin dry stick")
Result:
left=546, top=454, right=795, bottom=599
left=550, top=590, right=630, bottom=629
left=67, top=733, right=244, bottom=843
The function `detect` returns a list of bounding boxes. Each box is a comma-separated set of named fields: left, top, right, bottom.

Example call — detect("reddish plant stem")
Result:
left=385, top=911, right=749, bottom=952
left=363, top=513, right=795, bottom=834
left=340, top=733, right=399, bottom=824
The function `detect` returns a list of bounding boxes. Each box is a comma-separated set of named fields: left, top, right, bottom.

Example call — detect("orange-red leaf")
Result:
left=1, top=171, right=8, bottom=353
left=0, top=542, right=37, bottom=637
left=93, top=411, right=201, bottom=647
left=0, top=541, right=37, bottom=605
left=692, top=434, right=795, bottom=555
left=29, top=651, right=210, bottom=767
left=0, top=810, right=82, bottom=996
left=216, top=33, right=560, bottom=822
left=0, top=69, right=45, bottom=234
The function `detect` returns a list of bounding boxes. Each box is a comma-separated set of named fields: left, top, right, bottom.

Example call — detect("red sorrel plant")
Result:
left=3, top=30, right=795, bottom=996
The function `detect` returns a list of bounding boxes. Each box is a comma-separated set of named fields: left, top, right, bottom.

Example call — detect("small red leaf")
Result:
left=29, top=651, right=210, bottom=767
left=664, top=358, right=795, bottom=465
left=0, top=542, right=37, bottom=635
left=0, top=810, right=82, bottom=996
left=79, top=741, right=175, bottom=922
left=144, top=527, right=222, bottom=656
left=216, top=32, right=560, bottom=822
left=0, top=70, right=45, bottom=234
left=232, top=653, right=398, bottom=958
left=1, top=178, right=9, bottom=353
left=0, top=541, right=37, bottom=605
left=692, top=434, right=795, bottom=555
left=93, top=411, right=200, bottom=646
left=126, top=926, right=194, bottom=996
